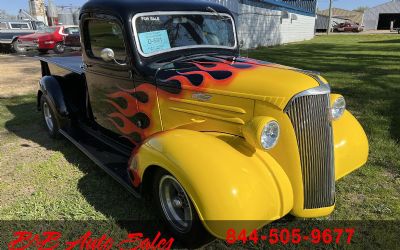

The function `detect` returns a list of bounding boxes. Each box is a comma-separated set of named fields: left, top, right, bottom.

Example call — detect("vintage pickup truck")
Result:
left=37, top=0, right=369, bottom=243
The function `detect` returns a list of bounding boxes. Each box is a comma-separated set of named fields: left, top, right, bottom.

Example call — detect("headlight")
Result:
left=330, top=95, right=346, bottom=120
left=242, top=117, right=280, bottom=150
left=261, top=121, right=280, bottom=149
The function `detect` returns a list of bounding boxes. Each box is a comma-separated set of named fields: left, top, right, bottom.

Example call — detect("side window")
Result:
left=87, top=19, right=126, bottom=62
left=65, top=27, right=79, bottom=35
left=10, top=23, right=30, bottom=29
left=35, top=21, right=46, bottom=30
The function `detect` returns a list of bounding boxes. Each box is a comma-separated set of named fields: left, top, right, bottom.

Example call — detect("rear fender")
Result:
left=132, top=129, right=294, bottom=238
left=38, top=75, right=69, bottom=119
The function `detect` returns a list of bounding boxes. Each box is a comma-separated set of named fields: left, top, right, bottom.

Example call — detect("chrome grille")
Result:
left=286, top=94, right=335, bottom=209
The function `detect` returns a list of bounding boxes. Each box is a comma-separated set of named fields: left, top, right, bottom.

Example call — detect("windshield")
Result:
left=133, top=12, right=236, bottom=57
left=37, top=27, right=56, bottom=33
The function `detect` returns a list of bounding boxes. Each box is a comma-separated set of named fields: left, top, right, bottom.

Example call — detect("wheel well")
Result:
left=37, top=90, right=43, bottom=111
left=141, top=165, right=164, bottom=195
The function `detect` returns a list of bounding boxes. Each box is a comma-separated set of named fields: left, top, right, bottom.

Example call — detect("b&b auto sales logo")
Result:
left=7, top=231, right=174, bottom=250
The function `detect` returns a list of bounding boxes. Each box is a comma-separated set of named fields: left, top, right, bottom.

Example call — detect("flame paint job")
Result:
left=104, top=57, right=263, bottom=149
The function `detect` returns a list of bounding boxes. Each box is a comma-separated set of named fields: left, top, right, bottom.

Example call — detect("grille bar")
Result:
left=287, top=94, right=335, bottom=209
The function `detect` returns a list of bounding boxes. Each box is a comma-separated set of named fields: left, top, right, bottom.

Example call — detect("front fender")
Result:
left=333, top=110, right=369, bottom=180
left=132, top=129, right=293, bottom=239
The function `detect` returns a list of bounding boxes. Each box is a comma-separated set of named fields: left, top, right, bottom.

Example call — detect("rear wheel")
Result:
left=153, top=170, right=212, bottom=246
left=53, top=42, right=65, bottom=54
left=41, top=95, right=60, bottom=138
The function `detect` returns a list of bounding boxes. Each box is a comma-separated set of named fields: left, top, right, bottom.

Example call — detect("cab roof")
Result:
left=81, top=0, right=232, bottom=18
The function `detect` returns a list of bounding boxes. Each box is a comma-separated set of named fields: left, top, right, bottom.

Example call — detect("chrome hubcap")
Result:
left=159, top=175, right=193, bottom=233
left=57, top=43, right=64, bottom=52
left=43, top=102, right=54, bottom=131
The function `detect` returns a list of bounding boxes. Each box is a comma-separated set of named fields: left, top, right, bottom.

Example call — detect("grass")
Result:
left=0, top=34, right=399, bottom=248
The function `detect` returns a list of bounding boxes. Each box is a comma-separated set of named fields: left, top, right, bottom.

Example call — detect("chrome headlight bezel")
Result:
left=242, top=116, right=280, bottom=151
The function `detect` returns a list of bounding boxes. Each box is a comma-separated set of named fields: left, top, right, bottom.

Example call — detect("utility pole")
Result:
left=327, top=0, right=333, bottom=35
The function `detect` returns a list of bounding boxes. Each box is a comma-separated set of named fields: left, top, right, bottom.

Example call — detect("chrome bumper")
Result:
left=17, top=41, right=38, bottom=50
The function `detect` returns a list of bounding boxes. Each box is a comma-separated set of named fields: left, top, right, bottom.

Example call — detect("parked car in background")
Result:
left=17, top=25, right=79, bottom=54
left=64, top=27, right=81, bottom=49
left=334, top=22, right=364, bottom=32
left=0, top=19, right=47, bottom=52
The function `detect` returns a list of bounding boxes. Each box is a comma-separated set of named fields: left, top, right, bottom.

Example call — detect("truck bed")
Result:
left=39, top=55, right=84, bottom=75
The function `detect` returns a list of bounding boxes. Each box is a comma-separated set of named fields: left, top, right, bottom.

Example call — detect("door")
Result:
left=82, top=16, right=141, bottom=145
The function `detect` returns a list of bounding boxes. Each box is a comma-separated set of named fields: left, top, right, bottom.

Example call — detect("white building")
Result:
left=364, top=0, right=400, bottom=30
left=205, top=0, right=317, bottom=48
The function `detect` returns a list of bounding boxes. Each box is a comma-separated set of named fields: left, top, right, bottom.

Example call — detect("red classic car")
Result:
left=334, top=22, right=364, bottom=32
left=17, top=25, right=79, bottom=54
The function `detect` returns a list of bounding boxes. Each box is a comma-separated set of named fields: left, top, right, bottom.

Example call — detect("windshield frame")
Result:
left=132, top=11, right=238, bottom=58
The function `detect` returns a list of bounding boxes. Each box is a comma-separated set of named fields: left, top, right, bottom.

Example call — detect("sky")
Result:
left=0, top=0, right=394, bottom=15
left=317, top=0, right=389, bottom=11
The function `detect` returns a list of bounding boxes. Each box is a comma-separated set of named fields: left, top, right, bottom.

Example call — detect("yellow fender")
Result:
left=333, top=110, right=369, bottom=180
left=132, top=129, right=294, bottom=239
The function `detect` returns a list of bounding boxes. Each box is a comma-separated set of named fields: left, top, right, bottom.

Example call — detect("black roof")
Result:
left=81, top=0, right=232, bottom=17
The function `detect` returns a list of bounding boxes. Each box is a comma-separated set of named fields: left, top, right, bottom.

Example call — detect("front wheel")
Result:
left=41, top=95, right=60, bottom=138
left=153, top=170, right=212, bottom=246
left=53, top=42, right=65, bottom=54
left=11, top=40, right=24, bottom=53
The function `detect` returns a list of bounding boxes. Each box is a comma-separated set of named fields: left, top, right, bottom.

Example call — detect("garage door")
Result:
left=378, top=13, right=400, bottom=30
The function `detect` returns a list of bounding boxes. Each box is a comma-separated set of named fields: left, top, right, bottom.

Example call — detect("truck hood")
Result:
left=156, top=56, right=324, bottom=110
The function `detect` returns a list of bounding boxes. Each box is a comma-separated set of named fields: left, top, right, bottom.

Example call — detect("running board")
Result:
left=59, top=127, right=140, bottom=198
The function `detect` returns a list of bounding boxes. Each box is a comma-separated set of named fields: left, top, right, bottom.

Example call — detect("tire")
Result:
left=41, top=95, right=60, bottom=138
left=153, top=170, right=213, bottom=246
left=11, top=40, right=24, bottom=53
left=53, top=42, right=65, bottom=54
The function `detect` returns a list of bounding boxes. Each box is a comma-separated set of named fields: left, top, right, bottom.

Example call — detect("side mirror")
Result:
left=239, top=40, right=244, bottom=49
left=100, top=48, right=126, bottom=66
